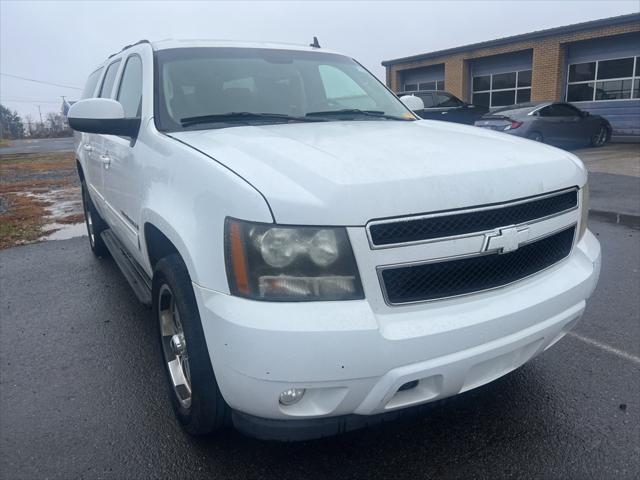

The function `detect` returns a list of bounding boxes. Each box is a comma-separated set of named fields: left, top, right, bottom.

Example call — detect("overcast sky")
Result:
left=1, top=0, right=638, bottom=120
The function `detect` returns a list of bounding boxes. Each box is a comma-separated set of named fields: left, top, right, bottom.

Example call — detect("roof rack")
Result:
left=108, top=39, right=151, bottom=58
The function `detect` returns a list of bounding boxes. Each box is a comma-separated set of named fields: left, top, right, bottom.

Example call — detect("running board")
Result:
left=101, top=229, right=152, bottom=307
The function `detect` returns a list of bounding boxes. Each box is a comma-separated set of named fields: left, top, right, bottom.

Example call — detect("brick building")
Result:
left=382, top=13, right=640, bottom=140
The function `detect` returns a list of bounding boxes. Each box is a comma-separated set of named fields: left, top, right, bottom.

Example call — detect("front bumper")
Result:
left=192, top=230, right=601, bottom=439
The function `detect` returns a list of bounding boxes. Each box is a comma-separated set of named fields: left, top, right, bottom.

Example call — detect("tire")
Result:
left=590, top=125, right=609, bottom=147
left=527, top=131, right=543, bottom=143
left=81, top=182, right=109, bottom=258
left=153, top=253, right=229, bottom=435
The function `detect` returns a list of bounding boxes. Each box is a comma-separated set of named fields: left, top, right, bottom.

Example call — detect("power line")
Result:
left=1, top=97, right=61, bottom=104
left=0, top=72, right=82, bottom=90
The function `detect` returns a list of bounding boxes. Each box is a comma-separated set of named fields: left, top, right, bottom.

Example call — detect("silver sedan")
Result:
left=474, top=102, right=611, bottom=147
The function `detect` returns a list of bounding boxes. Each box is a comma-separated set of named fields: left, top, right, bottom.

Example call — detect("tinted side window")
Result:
left=81, top=68, right=103, bottom=99
left=99, top=60, right=121, bottom=98
left=538, top=106, right=552, bottom=117
left=551, top=104, right=581, bottom=116
left=117, top=56, right=143, bottom=117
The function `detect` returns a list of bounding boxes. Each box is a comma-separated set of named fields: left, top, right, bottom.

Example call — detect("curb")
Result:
left=589, top=209, right=640, bottom=229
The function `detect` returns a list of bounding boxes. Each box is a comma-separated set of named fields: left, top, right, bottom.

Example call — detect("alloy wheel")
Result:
left=593, top=127, right=607, bottom=146
left=158, top=284, right=192, bottom=409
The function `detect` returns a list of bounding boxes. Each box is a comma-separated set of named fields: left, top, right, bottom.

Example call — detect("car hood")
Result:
left=170, top=120, right=586, bottom=225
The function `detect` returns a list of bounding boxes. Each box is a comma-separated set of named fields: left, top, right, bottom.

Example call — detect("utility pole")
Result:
left=37, top=105, right=43, bottom=127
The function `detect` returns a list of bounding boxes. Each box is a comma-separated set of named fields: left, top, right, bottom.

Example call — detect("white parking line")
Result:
left=568, top=332, right=640, bottom=365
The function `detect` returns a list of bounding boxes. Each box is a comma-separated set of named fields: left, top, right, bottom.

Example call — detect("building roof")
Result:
left=382, top=13, right=640, bottom=67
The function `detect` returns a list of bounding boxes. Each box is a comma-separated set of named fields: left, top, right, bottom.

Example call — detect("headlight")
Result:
left=225, top=218, right=364, bottom=301
left=579, top=183, right=589, bottom=239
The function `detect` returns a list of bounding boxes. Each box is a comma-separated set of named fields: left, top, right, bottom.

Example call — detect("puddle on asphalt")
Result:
left=21, top=187, right=87, bottom=241
left=41, top=222, right=86, bottom=241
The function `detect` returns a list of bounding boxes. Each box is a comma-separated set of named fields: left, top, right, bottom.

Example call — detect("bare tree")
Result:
left=46, top=112, right=64, bottom=133
left=24, top=114, right=35, bottom=136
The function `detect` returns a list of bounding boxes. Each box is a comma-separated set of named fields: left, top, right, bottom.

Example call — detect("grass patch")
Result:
left=0, top=151, right=82, bottom=248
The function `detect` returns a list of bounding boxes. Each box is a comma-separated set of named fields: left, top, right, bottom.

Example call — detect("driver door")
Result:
left=85, top=60, right=121, bottom=212
left=100, top=54, right=144, bottom=257
left=432, top=92, right=465, bottom=123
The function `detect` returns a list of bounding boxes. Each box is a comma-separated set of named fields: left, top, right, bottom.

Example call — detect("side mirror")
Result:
left=400, top=95, right=425, bottom=112
left=68, top=98, right=140, bottom=137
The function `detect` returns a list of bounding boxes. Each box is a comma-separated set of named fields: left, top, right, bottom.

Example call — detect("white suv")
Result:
left=69, top=39, right=601, bottom=441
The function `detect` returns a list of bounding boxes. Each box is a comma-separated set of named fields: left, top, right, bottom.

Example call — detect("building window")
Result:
left=471, top=69, right=532, bottom=107
left=567, top=56, right=639, bottom=102
left=401, top=80, right=444, bottom=93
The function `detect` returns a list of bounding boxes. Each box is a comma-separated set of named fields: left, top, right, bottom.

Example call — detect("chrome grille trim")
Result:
left=366, top=187, right=579, bottom=250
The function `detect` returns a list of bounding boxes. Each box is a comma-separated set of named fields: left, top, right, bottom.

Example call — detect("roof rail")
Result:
left=108, top=39, right=151, bottom=58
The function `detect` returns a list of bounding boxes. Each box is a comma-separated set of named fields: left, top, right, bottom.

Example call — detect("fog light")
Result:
left=279, top=388, right=305, bottom=406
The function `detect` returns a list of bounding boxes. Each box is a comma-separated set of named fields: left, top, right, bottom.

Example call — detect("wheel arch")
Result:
left=76, top=159, right=85, bottom=182
left=141, top=211, right=197, bottom=284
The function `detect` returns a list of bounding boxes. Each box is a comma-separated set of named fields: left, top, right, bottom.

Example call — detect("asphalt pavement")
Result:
left=572, top=143, right=640, bottom=222
left=0, top=217, right=638, bottom=480
left=0, top=137, right=74, bottom=155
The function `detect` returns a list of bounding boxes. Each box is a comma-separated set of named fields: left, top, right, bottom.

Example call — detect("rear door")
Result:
left=100, top=54, right=144, bottom=255
left=546, top=103, right=584, bottom=144
left=534, top=105, right=570, bottom=144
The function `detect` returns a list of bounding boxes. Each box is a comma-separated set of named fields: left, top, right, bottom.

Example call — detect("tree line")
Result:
left=0, top=104, right=72, bottom=139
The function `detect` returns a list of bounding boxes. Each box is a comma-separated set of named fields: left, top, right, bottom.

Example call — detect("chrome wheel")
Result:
left=82, top=189, right=95, bottom=247
left=592, top=126, right=607, bottom=146
left=158, top=284, right=192, bottom=409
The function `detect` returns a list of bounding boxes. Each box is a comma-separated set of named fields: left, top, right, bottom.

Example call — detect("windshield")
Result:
left=154, top=47, right=412, bottom=130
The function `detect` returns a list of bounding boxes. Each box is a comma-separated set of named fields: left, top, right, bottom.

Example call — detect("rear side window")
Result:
left=117, top=55, right=143, bottom=117
left=434, top=92, right=463, bottom=107
left=81, top=68, right=103, bottom=99
left=543, top=104, right=581, bottom=117
left=98, top=60, right=121, bottom=98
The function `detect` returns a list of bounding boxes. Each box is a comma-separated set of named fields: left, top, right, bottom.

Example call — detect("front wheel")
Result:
left=527, top=131, right=543, bottom=143
left=153, top=254, right=229, bottom=435
left=590, top=125, right=609, bottom=147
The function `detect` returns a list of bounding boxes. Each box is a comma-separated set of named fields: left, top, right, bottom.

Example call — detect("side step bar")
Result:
left=101, top=229, right=152, bottom=306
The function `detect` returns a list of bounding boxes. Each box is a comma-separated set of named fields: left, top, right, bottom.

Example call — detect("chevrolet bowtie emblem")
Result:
left=485, top=226, right=530, bottom=254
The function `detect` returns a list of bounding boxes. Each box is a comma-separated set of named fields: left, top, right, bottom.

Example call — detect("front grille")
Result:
left=369, top=189, right=578, bottom=247
left=380, top=226, right=575, bottom=304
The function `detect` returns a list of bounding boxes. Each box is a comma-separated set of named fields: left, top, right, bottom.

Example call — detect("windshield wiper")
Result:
left=180, top=112, right=326, bottom=127
left=305, top=109, right=413, bottom=121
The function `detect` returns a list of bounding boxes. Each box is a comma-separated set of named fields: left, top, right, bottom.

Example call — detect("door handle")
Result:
left=83, top=144, right=93, bottom=152
left=100, top=154, right=111, bottom=168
